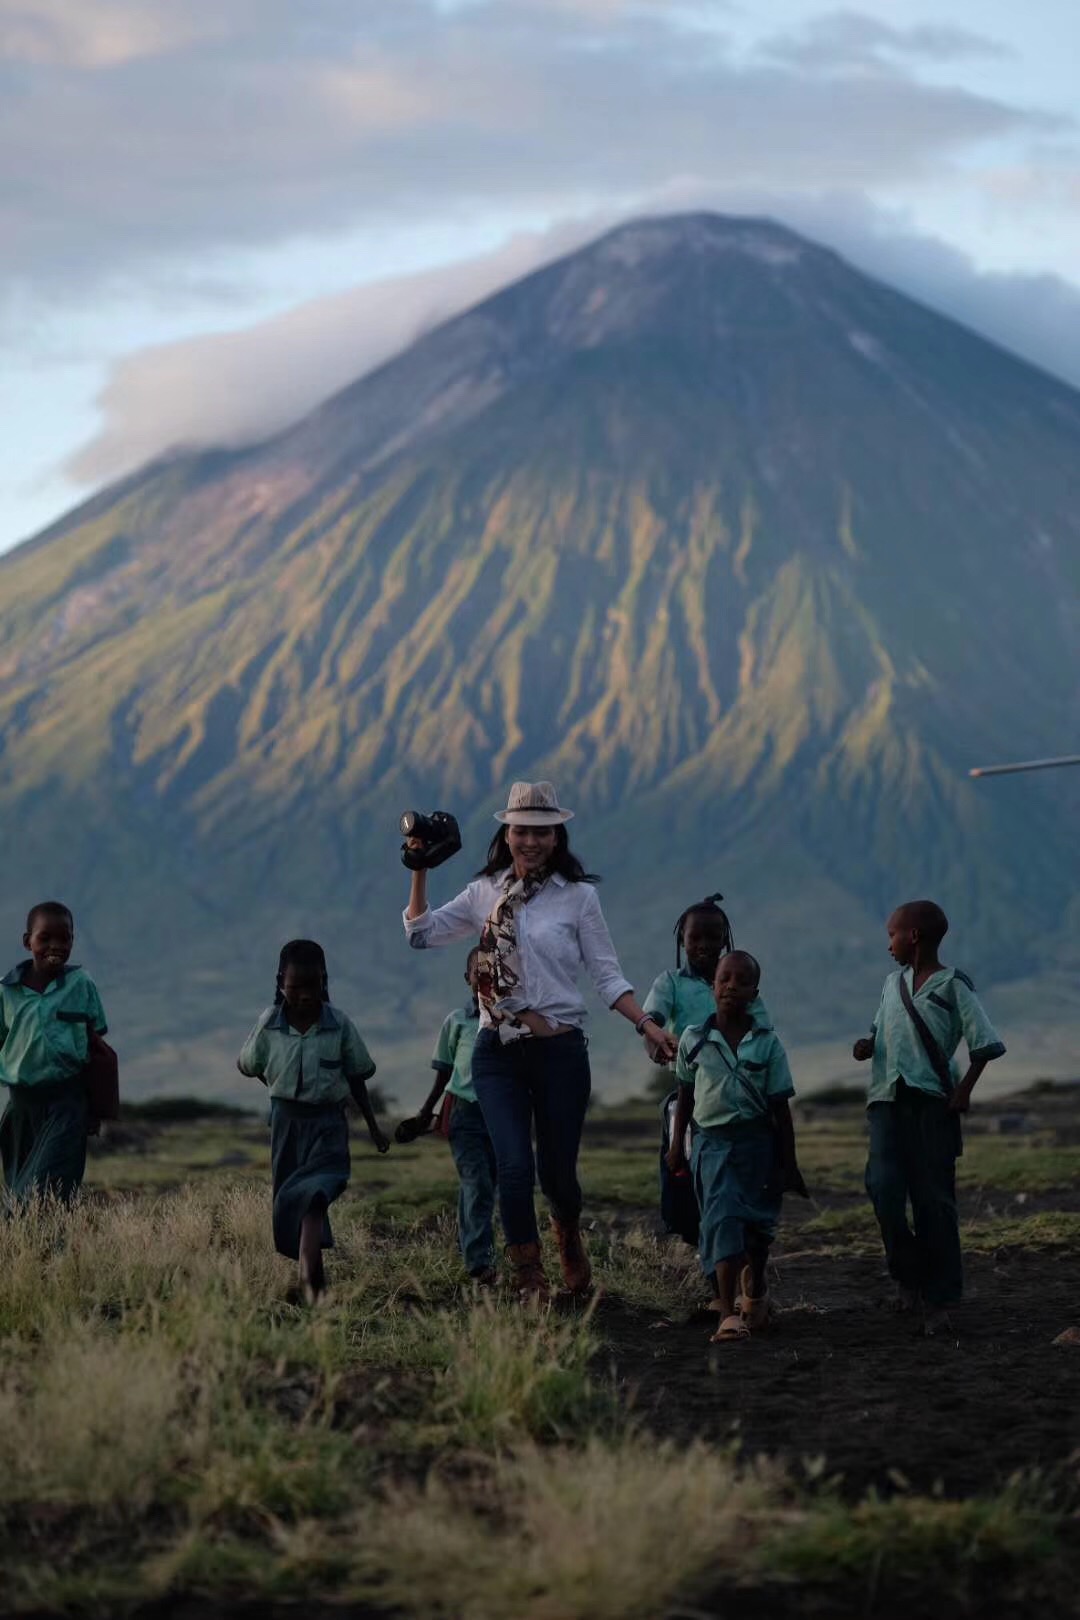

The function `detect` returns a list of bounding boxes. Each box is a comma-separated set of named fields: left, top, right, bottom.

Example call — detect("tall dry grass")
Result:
left=0, top=1181, right=1068, bottom=1618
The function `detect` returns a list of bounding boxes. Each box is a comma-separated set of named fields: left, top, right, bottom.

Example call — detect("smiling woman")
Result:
left=403, top=781, right=676, bottom=1303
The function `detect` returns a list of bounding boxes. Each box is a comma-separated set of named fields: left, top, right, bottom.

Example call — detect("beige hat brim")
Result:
left=494, top=808, right=574, bottom=825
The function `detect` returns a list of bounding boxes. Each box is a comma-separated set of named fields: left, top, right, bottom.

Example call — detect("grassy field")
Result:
left=2, top=1086, right=1079, bottom=1618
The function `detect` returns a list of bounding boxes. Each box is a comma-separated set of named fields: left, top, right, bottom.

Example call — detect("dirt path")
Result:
left=602, top=1240, right=1080, bottom=1498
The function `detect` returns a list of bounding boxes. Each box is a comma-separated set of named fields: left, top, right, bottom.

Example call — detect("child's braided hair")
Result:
left=275, top=939, right=330, bottom=1005
left=674, top=893, right=734, bottom=968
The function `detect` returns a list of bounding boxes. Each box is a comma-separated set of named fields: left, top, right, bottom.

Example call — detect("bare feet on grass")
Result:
left=299, top=1209, right=327, bottom=1306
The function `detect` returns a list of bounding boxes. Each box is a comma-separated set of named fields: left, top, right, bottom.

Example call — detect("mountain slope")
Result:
left=2, top=214, right=1079, bottom=1097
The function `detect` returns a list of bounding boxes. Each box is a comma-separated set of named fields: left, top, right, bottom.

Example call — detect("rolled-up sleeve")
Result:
left=578, top=888, right=633, bottom=1008
left=764, top=1036, right=795, bottom=1100
left=404, top=883, right=485, bottom=951
left=86, top=980, right=108, bottom=1036
left=643, top=971, right=676, bottom=1027
left=237, top=1014, right=270, bottom=1078
left=675, top=1032, right=696, bottom=1090
left=954, top=979, right=1006, bottom=1064
left=342, top=1017, right=377, bottom=1082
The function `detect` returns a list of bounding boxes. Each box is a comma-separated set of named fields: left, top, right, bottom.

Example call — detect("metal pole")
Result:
left=969, top=754, right=1080, bottom=779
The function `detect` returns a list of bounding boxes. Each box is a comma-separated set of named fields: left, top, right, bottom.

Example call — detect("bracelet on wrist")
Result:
left=635, top=1013, right=659, bottom=1036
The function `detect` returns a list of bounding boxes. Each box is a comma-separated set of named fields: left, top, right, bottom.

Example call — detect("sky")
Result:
left=2, top=0, right=1079, bottom=555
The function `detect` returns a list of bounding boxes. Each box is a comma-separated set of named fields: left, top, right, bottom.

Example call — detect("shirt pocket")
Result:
left=52, top=1008, right=91, bottom=1066
left=316, top=1056, right=345, bottom=1097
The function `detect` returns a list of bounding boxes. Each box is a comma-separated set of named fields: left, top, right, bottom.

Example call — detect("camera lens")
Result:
left=400, top=811, right=417, bottom=836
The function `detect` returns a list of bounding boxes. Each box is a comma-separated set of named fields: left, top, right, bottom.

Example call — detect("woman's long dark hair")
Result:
left=477, top=825, right=599, bottom=883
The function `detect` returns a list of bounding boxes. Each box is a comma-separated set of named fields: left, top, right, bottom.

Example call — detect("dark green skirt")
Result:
left=1, top=1080, right=88, bottom=1207
left=691, top=1119, right=782, bottom=1273
left=270, top=1098, right=350, bottom=1260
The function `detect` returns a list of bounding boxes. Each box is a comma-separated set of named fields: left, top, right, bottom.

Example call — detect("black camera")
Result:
left=399, top=809, right=462, bottom=870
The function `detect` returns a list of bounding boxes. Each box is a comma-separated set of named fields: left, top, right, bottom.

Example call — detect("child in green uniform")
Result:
left=238, top=939, right=389, bottom=1302
left=397, top=949, right=498, bottom=1286
left=641, top=894, right=737, bottom=1058
left=853, top=900, right=1005, bottom=1331
left=0, top=901, right=108, bottom=1206
left=667, top=951, right=807, bottom=1343
left=643, top=896, right=771, bottom=1263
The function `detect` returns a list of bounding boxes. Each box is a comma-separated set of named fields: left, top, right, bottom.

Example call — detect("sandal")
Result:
left=736, top=1264, right=771, bottom=1330
left=710, top=1313, right=751, bottom=1343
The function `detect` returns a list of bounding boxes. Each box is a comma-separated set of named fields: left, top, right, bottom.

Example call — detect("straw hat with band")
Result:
left=495, top=782, right=574, bottom=827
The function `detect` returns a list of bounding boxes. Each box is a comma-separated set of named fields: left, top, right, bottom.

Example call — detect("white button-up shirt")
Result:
left=404, top=873, right=633, bottom=1036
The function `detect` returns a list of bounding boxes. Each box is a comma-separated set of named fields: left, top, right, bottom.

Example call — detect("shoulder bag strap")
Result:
left=686, top=1014, right=718, bottom=1068
left=897, top=974, right=953, bottom=1096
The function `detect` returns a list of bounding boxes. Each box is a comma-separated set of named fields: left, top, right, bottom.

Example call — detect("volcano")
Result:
left=3, top=214, right=1079, bottom=1096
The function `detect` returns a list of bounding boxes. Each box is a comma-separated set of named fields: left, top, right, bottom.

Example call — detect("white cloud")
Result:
left=67, top=221, right=599, bottom=480
left=69, top=187, right=1080, bottom=485
left=0, top=0, right=241, bottom=67
left=760, top=10, right=1012, bottom=73
left=0, top=0, right=1056, bottom=301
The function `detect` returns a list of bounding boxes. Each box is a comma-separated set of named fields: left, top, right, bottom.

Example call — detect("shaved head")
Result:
left=717, top=949, right=761, bottom=985
left=892, top=900, right=949, bottom=946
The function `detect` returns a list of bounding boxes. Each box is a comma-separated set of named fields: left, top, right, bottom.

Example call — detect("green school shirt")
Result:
left=433, top=1003, right=480, bottom=1103
left=237, top=1003, right=376, bottom=1106
left=0, top=961, right=107, bottom=1089
left=676, top=1011, right=794, bottom=1130
left=644, top=967, right=770, bottom=1042
left=867, top=967, right=1005, bottom=1106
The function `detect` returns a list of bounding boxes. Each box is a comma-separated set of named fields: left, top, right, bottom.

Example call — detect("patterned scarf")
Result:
left=476, top=865, right=551, bottom=1030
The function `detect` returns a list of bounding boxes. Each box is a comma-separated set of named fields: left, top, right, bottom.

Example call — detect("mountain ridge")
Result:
left=2, top=211, right=1079, bottom=1098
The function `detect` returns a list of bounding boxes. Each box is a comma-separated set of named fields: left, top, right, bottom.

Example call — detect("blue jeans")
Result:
left=472, top=1027, right=591, bottom=1247
left=866, top=1082, right=962, bottom=1306
left=447, top=1097, right=498, bottom=1273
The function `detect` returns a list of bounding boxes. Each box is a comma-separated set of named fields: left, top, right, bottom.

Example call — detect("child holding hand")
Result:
left=395, top=947, right=499, bottom=1286
left=641, top=894, right=741, bottom=1058
left=645, top=894, right=770, bottom=1260
left=667, top=951, right=807, bottom=1343
left=238, top=939, right=389, bottom=1302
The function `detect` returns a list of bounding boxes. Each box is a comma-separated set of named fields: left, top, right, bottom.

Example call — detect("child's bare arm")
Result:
left=417, top=1068, right=451, bottom=1126
left=855, top=990, right=886, bottom=1061
left=949, top=1055, right=989, bottom=1114
left=348, top=1075, right=391, bottom=1153
left=770, top=1098, right=809, bottom=1197
left=949, top=980, right=1006, bottom=1112
left=395, top=1069, right=451, bottom=1142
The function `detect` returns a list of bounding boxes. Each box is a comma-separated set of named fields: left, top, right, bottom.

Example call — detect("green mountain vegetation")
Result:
left=3, top=214, right=1079, bottom=1099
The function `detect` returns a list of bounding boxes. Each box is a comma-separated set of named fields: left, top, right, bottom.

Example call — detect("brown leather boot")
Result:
left=551, top=1216, right=592, bottom=1296
left=505, top=1241, right=551, bottom=1305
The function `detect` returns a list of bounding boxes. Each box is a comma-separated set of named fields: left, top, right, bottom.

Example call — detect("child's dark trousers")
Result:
left=447, top=1097, right=498, bottom=1274
left=865, top=1079, right=962, bottom=1307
